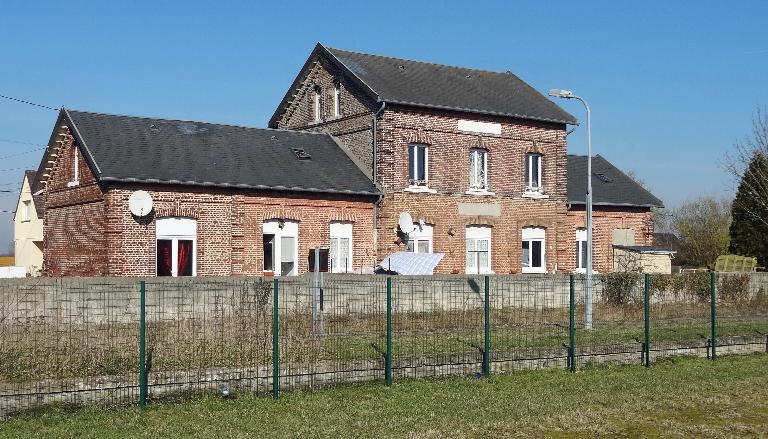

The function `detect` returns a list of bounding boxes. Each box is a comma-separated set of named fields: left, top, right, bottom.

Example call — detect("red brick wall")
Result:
left=103, top=186, right=375, bottom=276
left=274, top=56, right=378, bottom=176
left=43, top=127, right=108, bottom=276
left=565, top=207, right=654, bottom=273
left=375, top=106, right=570, bottom=274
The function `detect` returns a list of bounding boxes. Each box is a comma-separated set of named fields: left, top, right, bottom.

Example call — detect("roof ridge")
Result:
left=325, top=45, right=515, bottom=76
left=65, top=108, right=328, bottom=136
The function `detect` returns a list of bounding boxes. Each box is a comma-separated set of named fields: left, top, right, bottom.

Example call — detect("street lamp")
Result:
left=549, top=88, right=593, bottom=330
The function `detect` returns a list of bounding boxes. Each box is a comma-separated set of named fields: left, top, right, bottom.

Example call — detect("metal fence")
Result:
left=0, top=272, right=766, bottom=415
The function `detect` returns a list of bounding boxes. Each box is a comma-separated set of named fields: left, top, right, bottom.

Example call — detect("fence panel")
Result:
left=391, top=276, right=485, bottom=379
left=0, top=278, right=140, bottom=415
left=143, top=277, right=274, bottom=401
left=491, top=275, right=570, bottom=372
left=716, top=272, right=768, bottom=354
left=277, top=275, right=386, bottom=391
left=574, top=274, right=645, bottom=367
left=649, top=273, right=712, bottom=361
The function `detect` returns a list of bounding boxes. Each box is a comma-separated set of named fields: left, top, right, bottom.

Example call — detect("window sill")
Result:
left=521, top=191, right=549, bottom=199
left=574, top=269, right=599, bottom=274
left=404, top=186, right=437, bottom=194
left=522, top=267, right=547, bottom=274
left=465, top=189, right=496, bottom=196
left=66, top=180, right=80, bottom=188
left=466, top=270, right=495, bottom=275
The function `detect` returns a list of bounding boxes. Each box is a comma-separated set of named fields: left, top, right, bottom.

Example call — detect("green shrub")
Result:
left=601, top=272, right=642, bottom=306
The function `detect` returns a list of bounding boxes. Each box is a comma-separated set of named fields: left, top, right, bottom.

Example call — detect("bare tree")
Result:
left=669, top=197, right=731, bottom=269
left=724, top=107, right=768, bottom=228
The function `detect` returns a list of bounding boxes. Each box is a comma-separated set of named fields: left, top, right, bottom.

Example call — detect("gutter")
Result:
left=371, top=101, right=386, bottom=258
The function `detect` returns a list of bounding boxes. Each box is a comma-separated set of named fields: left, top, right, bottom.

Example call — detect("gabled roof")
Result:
left=44, top=109, right=379, bottom=197
left=23, top=170, right=45, bottom=218
left=567, top=155, right=664, bottom=208
left=269, top=43, right=577, bottom=127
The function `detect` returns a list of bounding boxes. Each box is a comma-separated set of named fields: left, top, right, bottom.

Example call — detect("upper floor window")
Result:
left=522, top=227, right=546, bottom=273
left=21, top=200, right=31, bottom=222
left=466, top=225, right=492, bottom=274
left=313, top=86, right=322, bottom=122
left=330, top=221, right=353, bottom=273
left=524, top=153, right=542, bottom=193
left=406, top=223, right=433, bottom=253
left=469, top=148, right=488, bottom=190
left=333, top=81, right=341, bottom=117
left=156, top=217, right=197, bottom=277
left=408, top=143, right=429, bottom=185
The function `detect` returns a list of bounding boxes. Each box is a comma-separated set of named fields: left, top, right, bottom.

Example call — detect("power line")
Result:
left=0, top=146, right=46, bottom=161
left=0, top=94, right=57, bottom=111
left=0, top=138, right=47, bottom=148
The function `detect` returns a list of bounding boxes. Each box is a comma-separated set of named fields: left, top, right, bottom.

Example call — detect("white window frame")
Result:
left=21, top=200, right=30, bottom=222
left=408, top=143, right=429, bottom=187
left=156, top=217, right=197, bottom=277
left=329, top=221, right=353, bottom=273
left=576, top=229, right=587, bottom=272
left=469, top=148, right=489, bottom=190
left=333, top=81, right=341, bottom=117
left=406, top=223, right=433, bottom=254
left=263, top=220, right=299, bottom=276
left=465, top=225, right=492, bottom=274
left=313, top=86, right=322, bottom=122
left=522, top=227, right=546, bottom=273
left=524, top=153, right=542, bottom=193
left=67, top=146, right=80, bottom=187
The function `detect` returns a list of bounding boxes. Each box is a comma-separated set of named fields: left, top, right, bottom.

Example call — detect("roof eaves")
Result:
left=568, top=201, right=664, bottom=208
left=383, top=99, right=576, bottom=125
left=99, top=177, right=381, bottom=198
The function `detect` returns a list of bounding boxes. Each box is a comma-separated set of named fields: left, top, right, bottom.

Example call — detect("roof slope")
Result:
left=269, top=43, right=577, bottom=127
left=567, top=155, right=664, bottom=208
left=63, top=110, right=379, bottom=196
left=23, top=170, right=45, bottom=217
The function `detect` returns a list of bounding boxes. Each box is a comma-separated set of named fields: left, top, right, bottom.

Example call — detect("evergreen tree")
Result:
left=729, top=153, right=768, bottom=268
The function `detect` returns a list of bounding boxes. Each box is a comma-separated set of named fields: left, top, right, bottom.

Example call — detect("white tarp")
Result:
left=0, top=266, right=26, bottom=278
left=377, top=252, right=445, bottom=275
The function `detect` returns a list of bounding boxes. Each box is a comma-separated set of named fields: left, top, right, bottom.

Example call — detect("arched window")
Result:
left=156, top=217, right=197, bottom=277
left=466, top=225, right=492, bottom=274
left=522, top=227, right=546, bottom=273
left=524, top=153, right=542, bottom=193
left=576, top=229, right=587, bottom=271
left=313, top=86, right=322, bottom=122
left=330, top=221, right=353, bottom=273
left=263, top=220, right=299, bottom=276
left=333, top=81, right=341, bottom=117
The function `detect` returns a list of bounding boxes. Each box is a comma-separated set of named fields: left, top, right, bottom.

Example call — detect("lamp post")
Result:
left=548, top=89, right=593, bottom=330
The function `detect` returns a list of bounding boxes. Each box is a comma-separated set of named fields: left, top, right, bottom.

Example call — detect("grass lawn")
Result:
left=2, top=354, right=767, bottom=438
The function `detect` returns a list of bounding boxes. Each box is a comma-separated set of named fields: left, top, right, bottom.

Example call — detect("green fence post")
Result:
left=644, top=273, right=651, bottom=368
left=483, top=275, right=491, bottom=377
left=138, top=280, right=147, bottom=408
left=710, top=271, right=717, bottom=361
left=272, top=277, right=280, bottom=399
left=569, top=274, right=575, bottom=372
left=385, top=277, right=393, bottom=386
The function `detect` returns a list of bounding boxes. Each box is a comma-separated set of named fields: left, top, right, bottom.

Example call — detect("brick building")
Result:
left=35, top=44, right=662, bottom=277
left=270, top=44, right=663, bottom=274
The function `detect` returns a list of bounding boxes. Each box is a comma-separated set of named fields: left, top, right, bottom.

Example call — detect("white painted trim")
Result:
left=330, top=221, right=353, bottom=273
left=156, top=217, right=197, bottom=277
left=465, top=225, right=492, bottom=274
left=263, top=220, right=299, bottom=276
left=457, top=119, right=501, bottom=135
left=404, top=186, right=437, bottom=194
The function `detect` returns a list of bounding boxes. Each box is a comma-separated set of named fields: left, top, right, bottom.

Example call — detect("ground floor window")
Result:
left=263, top=220, right=298, bottom=276
left=156, top=217, right=197, bottom=277
left=406, top=223, right=433, bottom=253
left=522, top=227, right=546, bottom=273
left=330, top=221, right=353, bottom=273
left=466, top=225, right=492, bottom=274
left=576, top=229, right=587, bottom=271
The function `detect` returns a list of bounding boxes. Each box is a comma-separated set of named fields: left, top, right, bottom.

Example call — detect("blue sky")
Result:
left=1, top=1, right=766, bottom=250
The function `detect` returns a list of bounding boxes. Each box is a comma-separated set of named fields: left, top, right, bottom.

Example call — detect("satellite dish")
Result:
left=129, top=190, right=154, bottom=217
left=398, top=212, right=414, bottom=234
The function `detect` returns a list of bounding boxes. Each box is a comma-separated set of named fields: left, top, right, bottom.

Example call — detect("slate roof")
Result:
left=567, top=155, right=664, bottom=208
left=23, top=170, right=45, bottom=218
left=58, top=109, right=379, bottom=197
left=269, top=43, right=577, bottom=127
